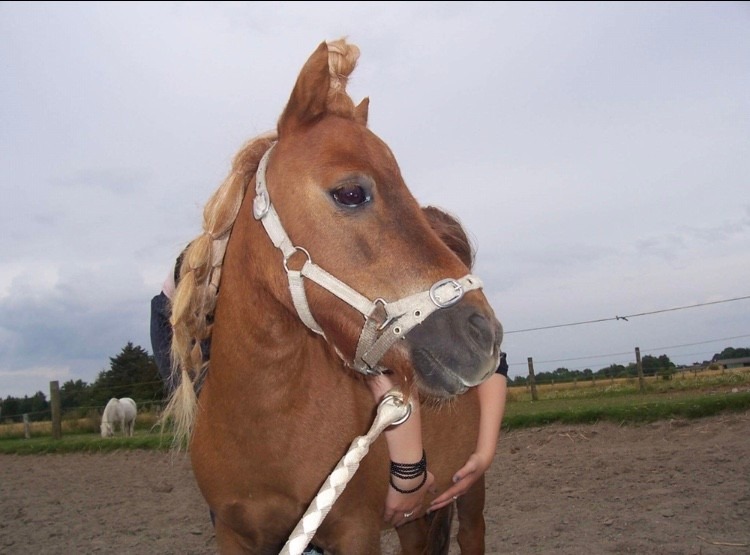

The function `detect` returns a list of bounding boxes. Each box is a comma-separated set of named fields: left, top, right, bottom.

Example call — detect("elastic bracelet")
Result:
left=390, top=449, right=427, bottom=479
left=389, top=470, right=427, bottom=494
left=389, top=449, right=428, bottom=493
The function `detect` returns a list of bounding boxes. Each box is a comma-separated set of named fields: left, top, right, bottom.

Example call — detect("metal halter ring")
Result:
left=283, top=246, right=311, bottom=273
left=379, top=391, right=412, bottom=427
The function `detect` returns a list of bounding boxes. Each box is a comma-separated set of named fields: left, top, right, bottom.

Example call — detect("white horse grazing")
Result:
left=100, top=397, right=137, bottom=438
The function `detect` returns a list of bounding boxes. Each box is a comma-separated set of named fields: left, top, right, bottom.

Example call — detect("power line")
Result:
left=507, top=333, right=750, bottom=368
left=504, top=295, right=750, bottom=334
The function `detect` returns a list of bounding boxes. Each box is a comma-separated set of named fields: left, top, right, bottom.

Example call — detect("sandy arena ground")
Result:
left=1, top=412, right=748, bottom=554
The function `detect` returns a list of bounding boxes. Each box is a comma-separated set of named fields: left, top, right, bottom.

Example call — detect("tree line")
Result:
left=2, top=343, right=748, bottom=422
left=508, top=347, right=750, bottom=387
left=0, top=342, right=166, bottom=422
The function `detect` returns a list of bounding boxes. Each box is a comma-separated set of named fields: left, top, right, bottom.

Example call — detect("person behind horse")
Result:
left=365, top=205, right=508, bottom=527
left=149, top=206, right=507, bottom=540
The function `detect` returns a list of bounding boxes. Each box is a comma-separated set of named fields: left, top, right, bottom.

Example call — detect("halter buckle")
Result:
left=253, top=190, right=269, bottom=220
left=429, top=278, right=464, bottom=308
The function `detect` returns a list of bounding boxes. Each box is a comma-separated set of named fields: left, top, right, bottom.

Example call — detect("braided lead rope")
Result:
left=280, top=390, right=413, bottom=555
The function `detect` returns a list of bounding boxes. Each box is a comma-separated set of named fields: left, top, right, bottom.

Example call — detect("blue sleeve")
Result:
left=496, top=352, right=508, bottom=377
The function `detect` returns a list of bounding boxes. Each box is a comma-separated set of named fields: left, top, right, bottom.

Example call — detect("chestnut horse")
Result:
left=163, top=39, right=503, bottom=554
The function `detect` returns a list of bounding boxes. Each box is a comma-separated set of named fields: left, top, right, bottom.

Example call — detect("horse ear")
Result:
left=278, top=41, right=330, bottom=135
left=354, top=97, right=369, bottom=126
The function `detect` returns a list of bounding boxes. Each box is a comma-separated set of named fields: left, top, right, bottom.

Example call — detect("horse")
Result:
left=100, top=397, right=137, bottom=438
left=163, top=38, right=503, bottom=554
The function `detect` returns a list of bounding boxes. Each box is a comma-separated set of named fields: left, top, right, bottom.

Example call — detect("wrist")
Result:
left=473, top=449, right=494, bottom=471
left=389, top=472, right=427, bottom=494
left=390, top=449, right=427, bottom=494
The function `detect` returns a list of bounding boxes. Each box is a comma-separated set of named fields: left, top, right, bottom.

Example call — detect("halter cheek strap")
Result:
left=253, top=144, right=483, bottom=375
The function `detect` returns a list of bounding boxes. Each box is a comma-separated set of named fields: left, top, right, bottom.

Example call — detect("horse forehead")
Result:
left=281, top=119, right=398, bottom=177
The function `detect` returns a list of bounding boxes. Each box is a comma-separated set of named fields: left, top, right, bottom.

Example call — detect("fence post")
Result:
left=635, top=347, right=645, bottom=392
left=50, top=380, right=62, bottom=440
left=527, top=357, right=538, bottom=401
left=23, top=414, right=31, bottom=439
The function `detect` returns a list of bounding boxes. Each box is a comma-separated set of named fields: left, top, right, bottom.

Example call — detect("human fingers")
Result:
left=451, top=458, right=479, bottom=484
left=428, top=482, right=465, bottom=512
left=425, top=470, right=437, bottom=494
left=427, top=496, right=454, bottom=513
left=394, top=507, right=419, bottom=527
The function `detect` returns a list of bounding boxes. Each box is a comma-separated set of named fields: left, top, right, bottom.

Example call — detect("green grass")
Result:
left=2, top=368, right=748, bottom=455
left=502, top=367, right=750, bottom=428
left=0, top=429, right=175, bottom=455
left=502, top=390, right=750, bottom=429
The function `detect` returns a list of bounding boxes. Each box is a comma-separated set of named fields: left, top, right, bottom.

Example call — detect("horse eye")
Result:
left=331, top=184, right=371, bottom=207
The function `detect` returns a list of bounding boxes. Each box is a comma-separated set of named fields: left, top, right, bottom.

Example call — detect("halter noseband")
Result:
left=252, top=144, right=483, bottom=376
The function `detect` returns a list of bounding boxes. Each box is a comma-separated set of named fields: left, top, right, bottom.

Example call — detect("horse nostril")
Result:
left=466, top=312, right=493, bottom=350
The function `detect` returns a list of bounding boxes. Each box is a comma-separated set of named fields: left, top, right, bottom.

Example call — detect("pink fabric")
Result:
left=162, top=268, right=176, bottom=300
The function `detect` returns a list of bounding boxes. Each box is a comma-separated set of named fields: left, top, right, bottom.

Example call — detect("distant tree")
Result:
left=534, top=371, right=553, bottom=384
left=60, top=379, right=93, bottom=410
left=90, top=342, right=165, bottom=407
left=1, top=392, right=50, bottom=422
left=596, top=364, right=626, bottom=379
left=552, top=367, right=572, bottom=381
left=26, top=391, right=49, bottom=421
left=713, top=347, right=750, bottom=361
left=641, top=354, right=674, bottom=377
left=1, top=396, right=21, bottom=422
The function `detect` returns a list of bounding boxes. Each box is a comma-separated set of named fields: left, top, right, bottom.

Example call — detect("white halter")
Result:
left=252, top=144, right=483, bottom=375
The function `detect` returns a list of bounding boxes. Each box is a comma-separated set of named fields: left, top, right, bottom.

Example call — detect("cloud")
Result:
left=1, top=2, right=749, bottom=395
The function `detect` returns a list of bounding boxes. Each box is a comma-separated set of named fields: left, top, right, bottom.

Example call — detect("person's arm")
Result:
left=428, top=371, right=507, bottom=512
left=367, top=374, right=435, bottom=526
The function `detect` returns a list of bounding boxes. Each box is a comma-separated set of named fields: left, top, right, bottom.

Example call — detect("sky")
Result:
left=1, top=1, right=749, bottom=399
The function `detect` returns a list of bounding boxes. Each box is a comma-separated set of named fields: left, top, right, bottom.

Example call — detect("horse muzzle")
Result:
left=406, top=303, right=502, bottom=398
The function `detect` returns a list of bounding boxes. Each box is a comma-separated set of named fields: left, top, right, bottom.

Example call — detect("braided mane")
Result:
left=161, top=38, right=362, bottom=448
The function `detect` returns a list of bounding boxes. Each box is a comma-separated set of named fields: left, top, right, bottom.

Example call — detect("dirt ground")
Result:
left=1, top=412, right=748, bottom=555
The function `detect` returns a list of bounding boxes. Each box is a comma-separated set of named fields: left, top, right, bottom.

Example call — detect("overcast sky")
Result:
left=1, top=1, right=749, bottom=399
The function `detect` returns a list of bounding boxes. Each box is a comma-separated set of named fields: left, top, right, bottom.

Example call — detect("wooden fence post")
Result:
left=527, top=357, right=538, bottom=401
left=50, top=380, right=62, bottom=440
left=635, top=347, right=645, bottom=392
left=23, top=414, right=31, bottom=439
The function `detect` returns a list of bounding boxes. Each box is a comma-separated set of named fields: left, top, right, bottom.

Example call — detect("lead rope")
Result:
left=280, top=389, right=413, bottom=555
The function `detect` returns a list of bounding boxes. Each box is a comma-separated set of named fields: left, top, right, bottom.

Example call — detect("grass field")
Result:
left=2, top=367, right=748, bottom=455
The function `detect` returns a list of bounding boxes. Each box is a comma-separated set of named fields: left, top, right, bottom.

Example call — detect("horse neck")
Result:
left=210, top=204, right=344, bottom=398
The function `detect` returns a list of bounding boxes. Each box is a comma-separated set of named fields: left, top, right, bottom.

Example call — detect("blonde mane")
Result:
left=160, top=38, right=361, bottom=448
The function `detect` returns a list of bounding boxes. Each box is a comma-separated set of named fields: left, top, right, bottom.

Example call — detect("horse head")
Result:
left=100, top=397, right=120, bottom=438
left=249, top=40, right=502, bottom=399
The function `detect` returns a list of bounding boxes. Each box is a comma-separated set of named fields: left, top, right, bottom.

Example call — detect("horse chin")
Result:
left=410, top=347, right=488, bottom=400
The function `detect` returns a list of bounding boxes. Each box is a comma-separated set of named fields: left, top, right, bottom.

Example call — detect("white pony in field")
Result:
left=100, top=397, right=137, bottom=438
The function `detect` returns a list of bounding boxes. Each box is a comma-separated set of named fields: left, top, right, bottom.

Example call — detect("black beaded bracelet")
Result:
left=389, top=470, right=427, bottom=494
left=390, top=450, right=427, bottom=479
left=389, top=450, right=427, bottom=493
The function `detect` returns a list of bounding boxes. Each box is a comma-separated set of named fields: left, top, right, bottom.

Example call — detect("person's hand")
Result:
left=383, top=470, right=436, bottom=527
left=428, top=453, right=490, bottom=513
